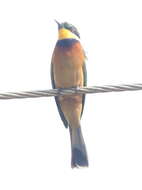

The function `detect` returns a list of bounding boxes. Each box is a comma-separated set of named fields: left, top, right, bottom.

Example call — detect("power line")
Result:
left=0, top=83, right=142, bottom=100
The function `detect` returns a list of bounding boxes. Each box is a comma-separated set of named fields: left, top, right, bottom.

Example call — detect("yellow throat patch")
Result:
left=58, top=28, right=79, bottom=40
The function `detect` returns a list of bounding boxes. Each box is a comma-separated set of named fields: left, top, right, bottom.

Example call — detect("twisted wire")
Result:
left=0, top=83, right=142, bottom=100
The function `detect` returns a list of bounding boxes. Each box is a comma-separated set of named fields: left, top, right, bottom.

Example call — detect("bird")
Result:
left=51, top=21, right=88, bottom=168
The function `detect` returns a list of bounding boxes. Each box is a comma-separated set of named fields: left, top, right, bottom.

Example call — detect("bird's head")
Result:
left=55, top=20, right=80, bottom=40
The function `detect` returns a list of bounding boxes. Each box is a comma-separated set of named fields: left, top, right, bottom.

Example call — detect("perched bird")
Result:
left=51, top=21, right=88, bottom=168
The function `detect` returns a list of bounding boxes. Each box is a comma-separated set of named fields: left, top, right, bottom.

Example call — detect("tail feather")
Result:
left=69, top=127, right=88, bottom=168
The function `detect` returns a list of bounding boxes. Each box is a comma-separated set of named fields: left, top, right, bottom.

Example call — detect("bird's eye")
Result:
left=64, top=22, right=73, bottom=30
left=63, top=22, right=80, bottom=38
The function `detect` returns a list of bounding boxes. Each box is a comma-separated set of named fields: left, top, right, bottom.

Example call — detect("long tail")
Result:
left=69, top=126, right=88, bottom=168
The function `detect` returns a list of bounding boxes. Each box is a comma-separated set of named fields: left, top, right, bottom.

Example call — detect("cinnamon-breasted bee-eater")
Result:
left=51, top=21, right=88, bottom=168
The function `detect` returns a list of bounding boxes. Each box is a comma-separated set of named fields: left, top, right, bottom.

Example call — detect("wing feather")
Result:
left=51, top=63, right=68, bottom=128
left=81, top=62, right=87, bottom=117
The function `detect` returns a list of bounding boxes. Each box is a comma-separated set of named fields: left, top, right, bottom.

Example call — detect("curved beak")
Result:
left=54, top=20, right=61, bottom=29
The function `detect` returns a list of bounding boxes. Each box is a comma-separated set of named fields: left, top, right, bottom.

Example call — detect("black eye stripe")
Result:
left=61, top=22, right=80, bottom=38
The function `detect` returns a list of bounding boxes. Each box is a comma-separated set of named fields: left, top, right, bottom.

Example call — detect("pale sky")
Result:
left=0, top=0, right=142, bottom=189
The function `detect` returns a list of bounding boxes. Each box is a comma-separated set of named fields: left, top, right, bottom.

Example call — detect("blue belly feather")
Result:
left=56, top=38, right=78, bottom=47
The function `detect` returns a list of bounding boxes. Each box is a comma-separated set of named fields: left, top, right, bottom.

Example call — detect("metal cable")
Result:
left=0, top=83, right=142, bottom=100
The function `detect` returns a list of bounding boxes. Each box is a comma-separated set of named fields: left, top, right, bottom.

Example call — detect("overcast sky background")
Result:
left=0, top=0, right=142, bottom=189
